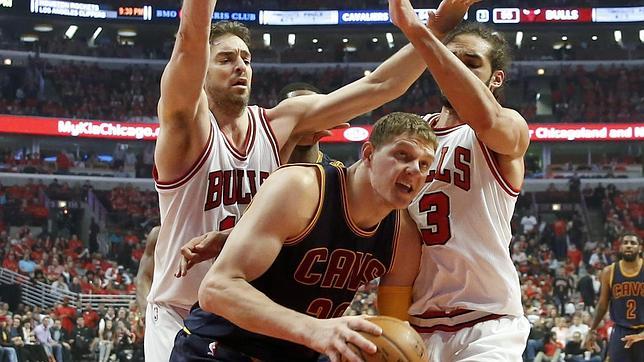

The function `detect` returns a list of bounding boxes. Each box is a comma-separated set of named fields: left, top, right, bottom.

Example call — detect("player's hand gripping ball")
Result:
left=348, top=316, right=427, bottom=361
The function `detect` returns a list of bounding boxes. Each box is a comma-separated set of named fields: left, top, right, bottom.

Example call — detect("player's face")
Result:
left=447, top=33, right=495, bottom=85
left=367, top=136, right=435, bottom=209
left=620, top=235, right=641, bottom=262
left=442, top=34, right=504, bottom=106
left=206, top=34, right=252, bottom=110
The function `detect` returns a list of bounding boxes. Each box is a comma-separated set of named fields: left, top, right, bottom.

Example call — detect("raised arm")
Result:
left=155, top=0, right=216, bottom=181
left=266, top=43, right=425, bottom=147
left=377, top=210, right=422, bottom=321
left=198, top=166, right=380, bottom=362
left=390, top=0, right=528, bottom=158
left=135, top=226, right=159, bottom=313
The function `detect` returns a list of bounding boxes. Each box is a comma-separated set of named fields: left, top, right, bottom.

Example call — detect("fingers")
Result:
left=621, top=335, right=634, bottom=348
left=175, top=236, right=203, bottom=277
left=335, top=339, right=364, bottom=362
left=344, top=331, right=376, bottom=357
left=351, top=316, right=383, bottom=336
left=331, top=123, right=351, bottom=130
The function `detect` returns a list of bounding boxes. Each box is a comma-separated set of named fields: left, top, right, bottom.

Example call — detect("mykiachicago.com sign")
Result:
left=0, top=114, right=160, bottom=140
left=0, top=115, right=641, bottom=143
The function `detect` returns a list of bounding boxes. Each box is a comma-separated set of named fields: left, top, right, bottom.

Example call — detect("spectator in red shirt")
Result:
left=82, top=303, right=99, bottom=329
left=567, top=243, right=583, bottom=268
left=2, top=252, right=18, bottom=272
left=535, top=332, right=563, bottom=362
left=55, top=150, right=72, bottom=174
left=67, top=234, right=83, bottom=255
left=54, top=298, right=77, bottom=335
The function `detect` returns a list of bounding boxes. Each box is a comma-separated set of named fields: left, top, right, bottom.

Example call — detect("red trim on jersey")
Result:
left=433, top=124, right=467, bottom=136
left=412, top=313, right=504, bottom=334
left=416, top=308, right=474, bottom=319
left=477, top=140, right=521, bottom=197
left=386, top=211, right=402, bottom=271
left=259, top=107, right=282, bottom=166
left=284, top=164, right=325, bottom=246
left=221, top=108, right=256, bottom=161
left=423, top=113, right=440, bottom=128
left=154, top=124, right=214, bottom=190
left=337, top=166, right=380, bottom=238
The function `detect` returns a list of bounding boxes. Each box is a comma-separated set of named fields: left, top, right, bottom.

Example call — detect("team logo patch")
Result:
left=152, top=305, right=159, bottom=323
left=208, top=341, right=218, bottom=356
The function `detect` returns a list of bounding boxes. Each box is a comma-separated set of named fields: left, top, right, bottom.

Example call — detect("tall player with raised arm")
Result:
left=390, top=0, right=531, bottom=361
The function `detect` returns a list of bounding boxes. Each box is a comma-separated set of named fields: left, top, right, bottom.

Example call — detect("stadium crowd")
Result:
left=1, top=58, right=642, bottom=125
left=0, top=172, right=641, bottom=361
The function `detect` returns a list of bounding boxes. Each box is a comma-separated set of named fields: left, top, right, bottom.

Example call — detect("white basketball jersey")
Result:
left=408, top=117, right=523, bottom=327
left=149, top=106, right=280, bottom=309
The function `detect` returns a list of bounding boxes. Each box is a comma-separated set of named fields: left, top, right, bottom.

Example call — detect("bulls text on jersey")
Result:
left=204, top=169, right=270, bottom=210
left=426, top=146, right=471, bottom=192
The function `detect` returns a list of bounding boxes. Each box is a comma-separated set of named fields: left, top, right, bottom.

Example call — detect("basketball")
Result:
left=349, top=316, right=427, bottom=362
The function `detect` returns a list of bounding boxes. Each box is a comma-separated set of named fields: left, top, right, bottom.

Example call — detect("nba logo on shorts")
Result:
left=152, top=305, right=159, bottom=323
left=208, top=341, right=218, bottom=356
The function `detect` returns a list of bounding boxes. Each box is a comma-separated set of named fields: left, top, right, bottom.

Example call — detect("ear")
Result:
left=361, top=142, right=374, bottom=165
left=489, top=70, right=505, bottom=91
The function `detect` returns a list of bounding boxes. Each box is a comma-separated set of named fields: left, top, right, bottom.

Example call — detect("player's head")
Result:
left=618, top=233, right=642, bottom=262
left=362, top=112, right=437, bottom=209
left=278, top=82, right=320, bottom=101
left=279, top=83, right=324, bottom=164
left=206, top=21, right=252, bottom=113
left=441, top=23, right=511, bottom=107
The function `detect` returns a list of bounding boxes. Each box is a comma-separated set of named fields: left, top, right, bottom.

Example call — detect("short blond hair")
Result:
left=369, top=112, right=437, bottom=151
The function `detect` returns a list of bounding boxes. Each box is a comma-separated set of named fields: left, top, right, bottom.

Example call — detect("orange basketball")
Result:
left=349, top=316, right=427, bottom=362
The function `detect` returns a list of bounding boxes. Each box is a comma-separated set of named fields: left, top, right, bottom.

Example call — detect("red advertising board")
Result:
left=0, top=115, right=641, bottom=143
left=520, top=8, right=593, bottom=23
left=0, top=114, right=159, bottom=140
left=322, top=123, right=644, bottom=143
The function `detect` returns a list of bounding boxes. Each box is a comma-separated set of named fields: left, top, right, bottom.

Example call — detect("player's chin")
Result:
left=390, top=195, right=414, bottom=210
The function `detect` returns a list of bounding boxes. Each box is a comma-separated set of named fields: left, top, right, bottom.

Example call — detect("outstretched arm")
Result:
left=390, top=0, right=528, bottom=158
left=268, top=1, right=478, bottom=161
left=198, top=166, right=380, bottom=362
left=155, top=0, right=215, bottom=181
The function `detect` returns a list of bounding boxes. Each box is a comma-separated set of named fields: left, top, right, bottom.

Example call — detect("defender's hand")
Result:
left=297, top=123, right=350, bottom=146
left=175, top=230, right=229, bottom=277
left=429, top=0, right=482, bottom=39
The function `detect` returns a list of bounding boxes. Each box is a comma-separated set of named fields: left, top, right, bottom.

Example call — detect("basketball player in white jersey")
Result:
left=148, top=0, right=435, bottom=359
left=390, top=0, right=530, bottom=361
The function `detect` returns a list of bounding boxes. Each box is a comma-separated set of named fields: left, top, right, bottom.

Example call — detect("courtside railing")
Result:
left=0, top=267, right=135, bottom=309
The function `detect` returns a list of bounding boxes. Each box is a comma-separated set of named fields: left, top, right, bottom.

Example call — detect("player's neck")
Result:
left=212, top=106, right=249, bottom=148
left=620, top=257, right=643, bottom=273
left=345, top=163, right=392, bottom=229
left=435, top=107, right=464, bottom=128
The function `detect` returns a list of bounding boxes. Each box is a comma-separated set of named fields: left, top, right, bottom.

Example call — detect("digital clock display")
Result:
left=118, top=6, right=144, bottom=17
left=117, top=5, right=152, bottom=20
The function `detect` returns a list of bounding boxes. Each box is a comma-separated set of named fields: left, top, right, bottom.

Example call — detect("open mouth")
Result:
left=396, top=182, right=413, bottom=194
left=232, top=78, right=248, bottom=87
